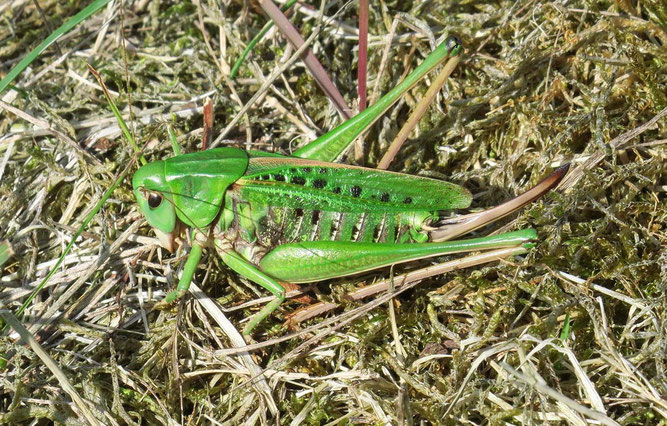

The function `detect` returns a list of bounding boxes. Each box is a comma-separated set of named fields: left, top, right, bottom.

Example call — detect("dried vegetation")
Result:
left=0, top=0, right=666, bottom=424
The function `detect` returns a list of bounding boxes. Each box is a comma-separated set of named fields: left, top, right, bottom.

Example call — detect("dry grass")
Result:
left=1, top=0, right=666, bottom=424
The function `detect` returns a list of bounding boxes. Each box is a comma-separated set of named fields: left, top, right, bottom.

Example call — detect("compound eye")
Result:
left=147, top=192, right=163, bottom=209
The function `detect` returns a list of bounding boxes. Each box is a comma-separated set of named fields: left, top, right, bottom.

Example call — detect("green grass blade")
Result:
left=1, top=158, right=137, bottom=333
left=2, top=59, right=148, bottom=332
left=0, top=240, right=12, bottom=269
left=0, top=0, right=111, bottom=95
left=0, top=310, right=100, bottom=424
left=230, top=0, right=298, bottom=79
left=560, top=313, right=571, bottom=340
left=88, top=65, right=146, bottom=165
left=168, top=126, right=181, bottom=156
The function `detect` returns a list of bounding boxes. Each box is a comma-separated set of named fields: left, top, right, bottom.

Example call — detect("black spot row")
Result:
left=295, top=167, right=327, bottom=174
left=257, top=174, right=286, bottom=181
left=257, top=172, right=407, bottom=205
left=256, top=172, right=331, bottom=190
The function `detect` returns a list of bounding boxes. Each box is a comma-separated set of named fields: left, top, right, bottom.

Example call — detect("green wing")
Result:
left=239, top=156, right=471, bottom=214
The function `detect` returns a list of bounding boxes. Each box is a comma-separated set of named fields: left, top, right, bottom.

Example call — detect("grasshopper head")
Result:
left=132, top=148, right=248, bottom=252
left=133, top=161, right=180, bottom=252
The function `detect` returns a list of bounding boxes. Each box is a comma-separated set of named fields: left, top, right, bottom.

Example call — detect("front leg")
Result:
left=218, top=248, right=287, bottom=335
left=154, top=242, right=204, bottom=309
left=154, top=238, right=287, bottom=335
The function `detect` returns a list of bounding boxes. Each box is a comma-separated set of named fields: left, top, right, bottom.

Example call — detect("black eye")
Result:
left=147, top=193, right=162, bottom=209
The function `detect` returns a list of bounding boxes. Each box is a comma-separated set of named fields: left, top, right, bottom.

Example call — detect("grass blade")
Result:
left=230, top=0, right=299, bottom=79
left=259, top=0, right=352, bottom=119
left=0, top=310, right=101, bottom=424
left=0, top=240, right=12, bottom=269
left=0, top=0, right=111, bottom=95
left=358, top=0, right=369, bottom=112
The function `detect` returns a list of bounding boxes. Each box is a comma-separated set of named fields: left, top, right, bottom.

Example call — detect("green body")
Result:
left=134, top=147, right=534, bottom=281
left=132, top=37, right=564, bottom=334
